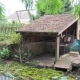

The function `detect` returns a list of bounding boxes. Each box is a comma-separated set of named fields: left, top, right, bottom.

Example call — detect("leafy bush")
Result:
left=13, top=54, right=19, bottom=61
left=0, top=48, right=10, bottom=59
left=14, top=54, right=19, bottom=59
left=11, top=33, right=22, bottom=44
left=23, top=52, right=32, bottom=61
left=0, top=37, right=5, bottom=41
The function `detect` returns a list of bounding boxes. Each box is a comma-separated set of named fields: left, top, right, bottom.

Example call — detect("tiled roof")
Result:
left=16, top=14, right=79, bottom=35
left=8, top=11, right=29, bottom=19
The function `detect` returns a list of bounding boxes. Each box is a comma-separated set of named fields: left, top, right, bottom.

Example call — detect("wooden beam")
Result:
left=55, top=36, right=60, bottom=61
left=72, top=28, right=75, bottom=42
left=21, top=32, right=58, bottom=37
left=58, top=18, right=79, bottom=35
left=66, top=29, right=67, bottom=38
left=76, top=21, right=79, bottom=39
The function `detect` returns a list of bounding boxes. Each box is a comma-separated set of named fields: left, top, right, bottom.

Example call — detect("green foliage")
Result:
left=0, top=37, right=4, bottom=41
left=0, top=48, right=10, bottom=59
left=11, top=33, right=22, bottom=44
left=5, top=72, right=16, bottom=79
left=28, top=10, right=36, bottom=22
left=73, top=0, right=80, bottom=17
left=21, top=0, right=33, bottom=10
left=2, top=20, right=22, bottom=28
left=61, top=0, right=73, bottom=13
left=14, top=54, right=19, bottom=60
left=23, top=52, right=32, bottom=60
left=0, top=61, right=75, bottom=80
left=36, top=0, right=63, bottom=16
left=0, top=20, right=24, bottom=41
left=21, top=0, right=34, bottom=22
left=0, top=2, right=6, bottom=20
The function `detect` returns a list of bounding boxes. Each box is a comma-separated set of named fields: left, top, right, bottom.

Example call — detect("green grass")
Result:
left=0, top=60, right=75, bottom=80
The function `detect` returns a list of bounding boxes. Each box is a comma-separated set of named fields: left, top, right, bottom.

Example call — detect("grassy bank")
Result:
left=0, top=59, right=75, bottom=80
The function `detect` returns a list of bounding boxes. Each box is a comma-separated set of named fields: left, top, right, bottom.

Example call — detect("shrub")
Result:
left=11, top=33, right=22, bottom=44
left=13, top=54, right=19, bottom=60
left=0, top=37, right=5, bottom=41
left=0, top=48, right=10, bottom=59
left=23, top=52, right=32, bottom=61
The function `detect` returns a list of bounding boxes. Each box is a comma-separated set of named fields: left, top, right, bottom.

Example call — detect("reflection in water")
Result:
left=0, top=75, right=13, bottom=80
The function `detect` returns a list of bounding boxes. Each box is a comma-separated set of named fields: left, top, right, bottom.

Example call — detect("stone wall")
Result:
left=22, top=42, right=46, bottom=58
left=0, top=42, right=56, bottom=59
left=22, top=42, right=56, bottom=58
left=46, top=42, right=55, bottom=55
left=8, top=44, right=19, bottom=58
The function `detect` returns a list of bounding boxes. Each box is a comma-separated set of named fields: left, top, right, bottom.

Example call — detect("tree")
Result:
left=36, top=0, right=63, bottom=16
left=61, top=0, right=73, bottom=13
left=21, top=0, right=33, bottom=10
left=73, top=0, right=80, bottom=17
left=0, top=2, right=5, bottom=20
left=21, top=0, right=35, bottom=21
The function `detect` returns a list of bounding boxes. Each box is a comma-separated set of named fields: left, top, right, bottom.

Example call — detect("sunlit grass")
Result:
left=0, top=60, right=75, bottom=80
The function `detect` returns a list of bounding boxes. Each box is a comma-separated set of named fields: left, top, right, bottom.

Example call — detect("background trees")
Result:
left=21, top=0, right=35, bottom=21
left=21, top=0, right=80, bottom=19
left=61, top=0, right=73, bottom=13
left=36, top=0, right=73, bottom=17
left=73, top=0, right=80, bottom=17
left=21, top=0, right=33, bottom=10
left=36, top=0, right=63, bottom=16
left=0, top=2, right=5, bottom=20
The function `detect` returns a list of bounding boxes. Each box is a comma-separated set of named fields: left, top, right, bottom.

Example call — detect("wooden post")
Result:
left=76, top=21, right=79, bottom=39
left=72, top=28, right=75, bottom=43
left=55, top=36, right=60, bottom=61
left=19, top=33, right=23, bottom=63
left=19, top=45, right=22, bottom=63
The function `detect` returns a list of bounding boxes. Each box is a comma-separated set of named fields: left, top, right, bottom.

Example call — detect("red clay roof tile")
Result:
left=16, top=14, right=79, bottom=34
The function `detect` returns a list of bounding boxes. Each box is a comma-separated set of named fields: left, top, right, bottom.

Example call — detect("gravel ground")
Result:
left=26, top=54, right=55, bottom=67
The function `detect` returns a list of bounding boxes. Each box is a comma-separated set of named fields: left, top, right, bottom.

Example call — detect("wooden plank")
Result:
left=55, top=36, right=60, bottom=61
left=54, top=57, right=72, bottom=71
left=76, top=21, right=79, bottom=39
